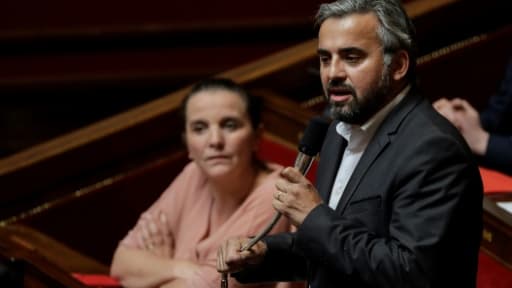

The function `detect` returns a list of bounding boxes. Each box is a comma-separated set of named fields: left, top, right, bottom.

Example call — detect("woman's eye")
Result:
left=223, top=120, right=240, bottom=131
left=190, top=123, right=207, bottom=133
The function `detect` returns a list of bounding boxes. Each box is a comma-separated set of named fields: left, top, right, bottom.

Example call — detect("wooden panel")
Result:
left=416, top=25, right=512, bottom=110
left=482, top=195, right=512, bottom=269
left=0, top=109, right=186, bottom=220
left=2, top=0, right=509, bottom=159
left=1, top=0, right=511, bottom=221
left=5, top=149, right=189, bottom=265
left=0, top=2, right=325, bottom=159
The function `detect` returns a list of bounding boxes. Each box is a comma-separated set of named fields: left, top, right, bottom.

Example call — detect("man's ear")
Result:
left=391, top=50, right=409, bottom=81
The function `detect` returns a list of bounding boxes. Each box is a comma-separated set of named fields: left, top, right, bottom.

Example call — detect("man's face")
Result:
left=318, top=13, right=393, bottom=125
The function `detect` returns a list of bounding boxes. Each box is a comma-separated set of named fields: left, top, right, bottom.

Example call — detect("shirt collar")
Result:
left=336, top=84, right=410, bottom=146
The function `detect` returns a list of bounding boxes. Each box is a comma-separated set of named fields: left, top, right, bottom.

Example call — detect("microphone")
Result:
left=240, top=116, right=330, bottom=251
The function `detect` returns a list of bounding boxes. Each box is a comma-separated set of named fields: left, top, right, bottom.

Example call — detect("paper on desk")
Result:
left=497, top=202, right=512, bottom=214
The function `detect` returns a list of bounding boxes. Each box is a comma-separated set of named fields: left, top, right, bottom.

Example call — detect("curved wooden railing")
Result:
left=0, top=224, right=109, bottom=287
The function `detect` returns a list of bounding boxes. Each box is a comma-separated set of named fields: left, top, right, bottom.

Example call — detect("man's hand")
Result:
left=273, top=167, right=323, bottom=227
left=217, top=237, right=267, bottom=273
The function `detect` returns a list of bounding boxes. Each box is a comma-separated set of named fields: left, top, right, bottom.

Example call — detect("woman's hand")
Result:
left=137, top=211, right=174, bottom=258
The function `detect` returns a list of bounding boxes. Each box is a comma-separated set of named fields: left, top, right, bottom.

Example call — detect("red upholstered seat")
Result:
left=477, top=252, right=512, bottom=288
left=258, top=136, right=318, bottom=182
left=480, top=167, right=512, bottom=193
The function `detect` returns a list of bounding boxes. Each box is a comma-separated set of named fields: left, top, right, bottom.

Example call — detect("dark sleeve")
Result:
left=480, top=60, right=512, bottom=132
left=479, top=134, right=512, bottom=175
left=233, top=232, right=308, bottom=283
left=479, top=60, right=512, bottom=174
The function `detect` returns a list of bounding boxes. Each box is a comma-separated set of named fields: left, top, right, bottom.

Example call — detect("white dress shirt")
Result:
left=328, top=85, right=410, bottom=209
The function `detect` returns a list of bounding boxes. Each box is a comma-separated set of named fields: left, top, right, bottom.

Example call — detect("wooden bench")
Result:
left=0, top=224, right=109, bottom=287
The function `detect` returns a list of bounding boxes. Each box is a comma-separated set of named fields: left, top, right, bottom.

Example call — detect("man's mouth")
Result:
left=328, top=88, right=353, bottom=102
left=329, top=94, right=351, bottom=102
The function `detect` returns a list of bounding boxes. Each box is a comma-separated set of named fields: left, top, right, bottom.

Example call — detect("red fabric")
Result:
left=71, top=273, right=121, bottom=287
left=478, top=251, right=512, bottom=288
left=258, top=137, right=318, bottom=182
left=480, top=167, right=512, bottom=193
left=478, top=168, right=512, bottom=287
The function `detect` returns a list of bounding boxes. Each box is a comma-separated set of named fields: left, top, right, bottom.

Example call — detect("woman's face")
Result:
left=185, top=89, right=259, bottom=179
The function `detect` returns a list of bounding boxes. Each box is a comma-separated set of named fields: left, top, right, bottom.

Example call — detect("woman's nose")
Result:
left=208, top=128, right=225, bottom=148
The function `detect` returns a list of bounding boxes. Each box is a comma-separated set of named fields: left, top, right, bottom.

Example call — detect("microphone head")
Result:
left=298, top=116, right=330, bottom=156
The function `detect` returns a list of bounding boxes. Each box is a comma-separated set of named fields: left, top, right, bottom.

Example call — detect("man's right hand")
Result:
left=217, top=237, right=267, bottom=273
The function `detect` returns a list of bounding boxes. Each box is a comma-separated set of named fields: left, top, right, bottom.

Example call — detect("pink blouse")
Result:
left=120, top=162, right=291, bottom=288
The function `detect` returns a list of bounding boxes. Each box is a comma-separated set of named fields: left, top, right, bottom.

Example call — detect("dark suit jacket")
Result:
left=479, top=59, right=512, bottom=175
left=235, top=89, right=483, bottom=288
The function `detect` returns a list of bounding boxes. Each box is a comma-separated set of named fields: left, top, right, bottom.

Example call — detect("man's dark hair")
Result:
left=315, top=0, right=417, bottom=81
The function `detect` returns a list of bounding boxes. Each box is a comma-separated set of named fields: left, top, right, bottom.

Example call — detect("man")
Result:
left=217, top=1, right=483, bottom=287
left=434, top=59, right=512, bottom=175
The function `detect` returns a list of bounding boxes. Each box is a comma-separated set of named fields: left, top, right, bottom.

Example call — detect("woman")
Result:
left=110, top=78, right=290, bottom=288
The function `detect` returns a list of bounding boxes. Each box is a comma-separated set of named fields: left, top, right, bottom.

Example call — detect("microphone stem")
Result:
left=294, top=153, right=314, bottom=175
left=240, top=211, right=282, bottom=251
left=239, top=153, right=314, bottom=252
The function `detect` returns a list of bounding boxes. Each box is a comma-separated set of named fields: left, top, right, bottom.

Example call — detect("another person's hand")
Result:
left=217, top=237, right=267, bottom=273
left=274, top=167, right=323, bottom=227
left=433, top=98, right=458, bottom=125
left=450, top=98, right=490, bottom=156
left=137, top=211, right=174, bottom=258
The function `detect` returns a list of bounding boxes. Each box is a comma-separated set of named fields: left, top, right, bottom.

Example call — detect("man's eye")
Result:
left=345, top=54, right=362, bottom=63
left=319, top=56, right=331, bottom=65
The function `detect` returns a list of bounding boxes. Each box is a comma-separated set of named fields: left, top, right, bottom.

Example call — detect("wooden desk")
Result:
left=482, top=194, right=512, bottom=269
left=480, top=168, right=512, bottom=269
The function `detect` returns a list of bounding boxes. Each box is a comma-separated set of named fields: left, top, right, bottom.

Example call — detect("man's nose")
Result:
left=328, top=59, right=347, bottom=80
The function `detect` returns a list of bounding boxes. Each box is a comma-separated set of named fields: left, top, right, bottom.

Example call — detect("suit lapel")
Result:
left=315, top=121, right=347, bottom=202
left=335, top=90, right=423, bottom=213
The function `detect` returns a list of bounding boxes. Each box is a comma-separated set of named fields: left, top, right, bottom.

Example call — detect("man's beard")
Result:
left=327, top=67, right=392, bottom=125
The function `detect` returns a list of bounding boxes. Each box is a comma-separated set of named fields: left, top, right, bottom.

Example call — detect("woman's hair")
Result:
left=315, top=0, right=417, bottom=81
left=180, top=78, right=262, bottom=130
